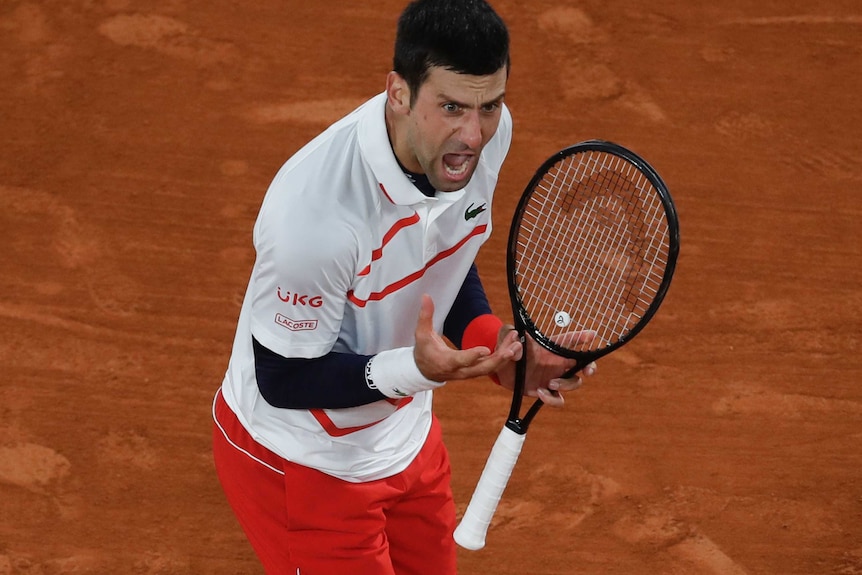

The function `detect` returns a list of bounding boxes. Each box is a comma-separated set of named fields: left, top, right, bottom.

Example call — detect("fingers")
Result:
left=536, top=387, right=565, bottom=407
left=496, top=327, right=522, bottom=360
left=414, top=298, right=599, bottom=392
left=549, top=375, right=582, bottom=393
left=538, top=360, right=598, bottom=408
left=554, top=361, right=597, bottom=388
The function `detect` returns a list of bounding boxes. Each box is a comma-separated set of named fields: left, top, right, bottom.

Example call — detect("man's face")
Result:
left=390, top=65, right=508, bottom=192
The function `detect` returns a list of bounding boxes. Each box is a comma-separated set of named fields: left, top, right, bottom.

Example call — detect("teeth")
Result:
left=444, top=158, right=470, bottom=176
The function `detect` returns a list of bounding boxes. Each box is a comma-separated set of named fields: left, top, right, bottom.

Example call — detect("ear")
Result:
left=386, top=71, right=411, bottom=115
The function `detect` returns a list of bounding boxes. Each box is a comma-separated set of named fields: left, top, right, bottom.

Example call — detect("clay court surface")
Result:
left=1, top=1, right=860, bottom=573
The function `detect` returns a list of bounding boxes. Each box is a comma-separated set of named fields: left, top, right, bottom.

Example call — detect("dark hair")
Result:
left=393, top=0, right=510, bottom=102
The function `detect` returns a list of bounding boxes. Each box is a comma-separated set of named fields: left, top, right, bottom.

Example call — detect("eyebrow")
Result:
left=440, top=92, right=506, bottom=109
left=481, top=93, right=506, bottom=107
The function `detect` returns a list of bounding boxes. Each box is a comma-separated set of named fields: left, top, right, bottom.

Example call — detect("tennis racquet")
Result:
left=453, top=140, right=680, bottom=550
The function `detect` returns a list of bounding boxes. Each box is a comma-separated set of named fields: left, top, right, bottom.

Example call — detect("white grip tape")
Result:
left=453, top=425, right=526, bottom=550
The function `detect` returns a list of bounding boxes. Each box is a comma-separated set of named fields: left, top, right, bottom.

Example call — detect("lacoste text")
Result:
left=275, top=314, right=319, bottom=332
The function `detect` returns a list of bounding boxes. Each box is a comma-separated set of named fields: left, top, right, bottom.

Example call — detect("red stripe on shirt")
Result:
left=348, top=224, right=487, bottom=308
left=378, top=183, right=394, bottom=204
left=309, top=398, right=413, bottom=437
left=357, top=212, right=421, bottom=277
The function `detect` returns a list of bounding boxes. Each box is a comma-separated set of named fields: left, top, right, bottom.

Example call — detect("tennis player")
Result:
left=212, top=1, right=596, bottom=573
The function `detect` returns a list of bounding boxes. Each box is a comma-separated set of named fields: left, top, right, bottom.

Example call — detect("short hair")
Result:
left=393, top=0, right=510, bottom=102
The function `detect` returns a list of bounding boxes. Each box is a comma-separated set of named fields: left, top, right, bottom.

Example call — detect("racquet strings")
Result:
left=513, top=150, right=672, bottom=353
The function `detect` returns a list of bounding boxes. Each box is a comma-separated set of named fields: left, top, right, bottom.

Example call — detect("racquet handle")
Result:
left=453, top=425, right=526, bottom=550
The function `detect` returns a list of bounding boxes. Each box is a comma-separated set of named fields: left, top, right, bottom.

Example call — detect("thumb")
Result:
left=415, top=294, right=435, bottom=337
left=574, top=329, right=598, bottom=344
left=559, top=329, right=598, bottom=348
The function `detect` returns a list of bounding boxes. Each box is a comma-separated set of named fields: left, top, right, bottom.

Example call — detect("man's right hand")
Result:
left=412, top=294, right=521, bottom=382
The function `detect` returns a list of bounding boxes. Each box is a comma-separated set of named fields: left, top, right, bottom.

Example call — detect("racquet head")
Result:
left=454, top=140, right=680, bottom=551
left=507, top=140, right=679, bottom=370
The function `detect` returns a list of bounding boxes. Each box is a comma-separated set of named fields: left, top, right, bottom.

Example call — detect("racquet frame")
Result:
left=506, top=139, right=679, bottom=432
left=454, top=140, right=680, bottom=551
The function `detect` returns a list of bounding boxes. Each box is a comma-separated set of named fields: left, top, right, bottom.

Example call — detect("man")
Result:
left=212, top=1, right=596, bottom=573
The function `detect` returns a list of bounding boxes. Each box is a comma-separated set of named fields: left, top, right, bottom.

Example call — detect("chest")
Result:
left=352, top=198, right=489, bottom=297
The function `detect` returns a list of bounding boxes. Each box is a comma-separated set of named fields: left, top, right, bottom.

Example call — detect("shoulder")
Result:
left=251, top=97, right=387, bottom=265
left=480, top=104, right=513, bottom=173
left=497, top=103, right=513, bottom=148
left=270, top=95, right=383, bottom=186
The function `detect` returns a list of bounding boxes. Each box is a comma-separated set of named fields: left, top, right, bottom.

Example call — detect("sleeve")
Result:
left=248, top=178, right=359, bottom=360
left=254, top=337, right=386, bottom=409
left=249, top=172, right=444, bottom=406
left=443, top=263, right=504, bottom=351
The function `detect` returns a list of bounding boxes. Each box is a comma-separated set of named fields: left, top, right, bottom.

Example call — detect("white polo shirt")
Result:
left=221, top=92, right=512, bottom=482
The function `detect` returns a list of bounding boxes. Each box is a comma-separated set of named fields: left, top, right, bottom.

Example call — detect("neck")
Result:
left=384, top=102, right=421, bottom=173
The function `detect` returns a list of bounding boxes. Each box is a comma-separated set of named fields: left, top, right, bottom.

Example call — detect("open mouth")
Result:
left=443, top=153, right=472, bottom=179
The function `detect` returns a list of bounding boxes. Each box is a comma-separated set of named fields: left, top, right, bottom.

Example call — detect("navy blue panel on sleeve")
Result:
left=253, top=338, right=386, bottom=409
left=443, top=263, right=493, bottom=349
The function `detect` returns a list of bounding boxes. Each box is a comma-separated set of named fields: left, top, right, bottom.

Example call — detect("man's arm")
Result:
left=444, top=263, right=505, bottom=354
left=255, top=263, right=505, bottom=409
left=253, top=338, right=384, bottom=409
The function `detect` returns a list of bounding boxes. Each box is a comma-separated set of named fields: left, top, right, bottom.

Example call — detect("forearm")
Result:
left=254, top=337, right=384, bottom=409
left=444, top=263, right=504, bottom=351
left=256, top=264, right=504, bottom=409
left=254, top=338, right=443, bottom=409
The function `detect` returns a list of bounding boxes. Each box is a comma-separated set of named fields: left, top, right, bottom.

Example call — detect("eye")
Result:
left=481, top=102, right=501, bottom=114
left=442, top=102, right=461, bottom=113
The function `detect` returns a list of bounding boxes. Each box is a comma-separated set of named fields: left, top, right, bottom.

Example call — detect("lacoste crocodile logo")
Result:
left=464, top=202, right=487, bottom=221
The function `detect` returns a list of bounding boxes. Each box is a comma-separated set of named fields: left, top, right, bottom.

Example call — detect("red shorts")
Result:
left=212, top=389, right=458, bottom=575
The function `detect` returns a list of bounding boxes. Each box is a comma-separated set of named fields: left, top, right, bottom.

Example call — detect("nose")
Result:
left=459, top=110, right=483, bottom=150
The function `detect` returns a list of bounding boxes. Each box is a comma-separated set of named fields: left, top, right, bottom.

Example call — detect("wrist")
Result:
left=365, top=347, right=444, bottom=398
left=461, top=314, right=504, bottom=352
left=462, top=314, right=506, bottom=385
